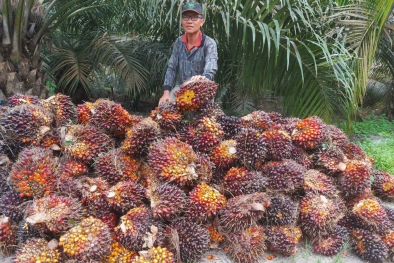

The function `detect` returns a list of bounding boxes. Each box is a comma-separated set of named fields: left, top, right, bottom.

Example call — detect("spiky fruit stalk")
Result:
left=260, top=160, right=306, bottom=193
left=0, top=216, right=16, bottom=254
left=262, top=129, right=292, bottom=161
left=0, top=190, right=29, bottom=221
left=175, top=76, right=218, bottom=112
left=149, top=184, right=187, bottom=221
left=209, top=140, right=238, bottom=170
left=8, top=93, right=39, bottom=107
left=166, top=219, right=210, bottom=262
left=41, top=93, right=77, bottom=126
left=16, top=220, right=41, bottom=245
left=241, top=110, right=272, bottom=132
left=315, top=146, right=347, bottom=175
left=106, top=181, right=147, bottom=213
left=103, top=241, right=137, bottom=263
left=372, top=170, right=394, bottom=201
left=219, top=192, right=271, bottom=232
left=122, top=118, right=161, bottom=156
left=292, top=116, right=328, bottom=150
left=312, top=225, right=349, bottom=256
left=264, top=226, right=302, bottom=256
left=14, top=238, right=60, bottom=263
left=150, top=102, right=182, bottom=131
left=223, top=167, right=267, bottom=196
left=225, top=225, right=266, bottom=263
left=187, top=182, right=227, bottom=223
left=266, top=194, right=298, bottom=226
left=216, top=115, right=243, bottom=140
left=25, top=195, right=84, bottom=234
left=327, top=125, right=348, bottom=148
left=339, top=160, right=371, bottom=198
left=11, top=147, right=57, bottom=198
left=132, top=246, right=174, bottom=263
left=55, top=176, right=82, bottom=199
left=148, top=137, right=198, bottom=186
left=300, top=193, right=344, bottom=236
left=59, top=216, right=111, bottom=261
left=303, top=169, right=338, bottom=196
left=234, top=128, right=267, bottom=169
left=189, top=117, right=223, bottom=152
left=351, top=229, right=388, bottom=263
left=56, top=157, right=88, bottom=178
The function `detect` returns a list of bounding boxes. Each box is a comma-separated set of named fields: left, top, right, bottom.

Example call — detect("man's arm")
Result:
left=159, top=39, right=180, bottom=104
left=203, top=38, right=218, bottom=81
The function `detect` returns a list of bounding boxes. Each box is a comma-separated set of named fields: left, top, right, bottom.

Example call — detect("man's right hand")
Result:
left=158, top=90, right=171, bottom=106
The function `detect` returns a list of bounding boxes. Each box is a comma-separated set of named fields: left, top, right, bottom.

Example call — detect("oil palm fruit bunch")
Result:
left=223, top=167, right=267, bottom=196
left=78, top=177, right=110, bottom=213
left=234, top=128, right=267, bottom=169
left=40, top=93, right=76, bottom=126
left=291, top=116, right=329, bottom=150
left=209, top=140, right=238, bottom=170
left=280, top=117, right=301, bottom=135
left=77, top=101, right=95, bottom=124
left=194, top=101, right=225, bottom=121
left=1, top=104, right=53, bottom=145
left=315, top=145, right=347, bottom=175
left=260, top=160, right=306, bottom=193
left=11, top=146, right=57, bottom=198
left=150, top=102, right=182, bottom=132
left=326, top=124, right=348, bottom=148
left=175, top=75, right=218, bottom=112
left=190, top=117, right=223, bottom=152
left=261, top=129, right=292, bottom=161
left=312, top=225, right=349, bottom=256
left=372, top=170, right=394, bottom=201
left=59, top=216, right=111, bottom=261
left=339, top=160, right=371, bottom=198
left=131, top=246, right=174, bottom=263
left=94, top=148, right=140, bottom=185
left=303, top=169, right=338, bottom=196
left=103, top=240, right=137, bottom=263
left=0, top=190, right=29, bottom=221
left=63, top=124, right=115, bottom=162
left=25, top=195, right=84, bottom=234
left=8, top=93, right=39, bottom=107
left=56, top=157, right=88, bottom=178
left=289, top=145, right=312, bottom=168
left=264, top=225, right=302, bottom=256
left=380, top=230, right=394, bottom=256
left=219, top=192, right=271, bottom=232
left=14, top=238, right=61, bottom=263
left=225, top=224, right=266, bottom=263
left=216, top=115, right=243, bottom=139
left=148, top=183, right=187, bottom=221
left=148, top=137, right=199, bottom=186
left=122, top=118, right=161, bottom=156
left=241, top=110, right=273, bottom=132
left=37, top=129, right=60, bottom=148
left=0, top=216, right=17, bottom=253
left=265, top=194, right=299, bottom=226
left=166, top=219, right=210, bottom=262
left=343, top=142, right=369, bottom=161
left=300, top=193, right=345, bottom=236
left=187, top=182, right=227, bottom=223
left=350, top=228, right=388, bottom=263
left=384, top=205, right=394, bottom=222
left=106, top=181, right=147, bottom=213
left=205, top=223, right=225, bottom=247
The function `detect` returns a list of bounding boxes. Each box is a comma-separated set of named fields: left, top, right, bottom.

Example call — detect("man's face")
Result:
left=181, top=11, right=205, bottom=34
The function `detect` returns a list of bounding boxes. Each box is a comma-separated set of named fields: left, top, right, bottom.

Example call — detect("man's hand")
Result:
left=158, top=90, right=171, bottom=105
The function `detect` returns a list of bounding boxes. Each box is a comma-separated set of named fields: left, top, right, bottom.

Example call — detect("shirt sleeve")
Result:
left=203, top=38, right=218, bottom=81
left=163, top=39, right=180, bottom=91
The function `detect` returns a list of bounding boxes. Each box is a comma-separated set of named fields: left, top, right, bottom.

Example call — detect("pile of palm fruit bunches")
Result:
left=0, top=75, right=394, bottom=263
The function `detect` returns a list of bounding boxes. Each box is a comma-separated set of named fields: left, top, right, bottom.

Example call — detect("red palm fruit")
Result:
left=175, top=76, right=218, bottom=112
left=383, top=205, right=394, bottom=222
left=41, top=93, right=77, bottom=126
left=1, top=104, right=53, bottom=144
left=372, top=170, right=394, bottom=201
left=78, top=176, right=110, bottom=212
left=149, top=183, right=187, bottom=221
left=103, top=240, right=137, bottom=263
left=289, top=145, right=312, bottom=168
left=234, top=128, right=267, bottom=169
left=343, top=142, right=368, bottom=161
left=225, top=224, right=266, bottom=263
left=114, top=205, right=161, bottom=251
left=380, top=230, right=394, bottom=255
left=0, top=190, right=29, bottom=221
left=351, top=229, right=388, bottom=263
left=14, top=238, right=60, bottom=263
left=94, top=148, right=139, bottom=185
left=0, top=216, right=17, bottom=254
left=11, top=147, right=57, bottom=198
left=262, top=129, right=292, bottom=161
left=219, top=192, right=271, bottom=232
left=260, top=160, right=306, bottom=193
left=148, top=137, right=198, bottom=186
left=264, top=226, right=302, bottom=256
left=292, top=116, right=329, bottom=150
left=312, top=225, right=349, bottom=256
left=55, top=176, right=82, bottom=199
left=77, top=101, right=95, bottom=124
left=37, top=129, right=60, bottom=148
left=166, top=219, right=210, bottom=262
left=216, top=115, right=243, bottom=140
left=267, top=111, right=283, bottom=123
left=106, top=181, right=147, bottom=213
left=150, top=102, right=182, bottom=131
left=122, top=118, right=161, bottom=156
left=25, top=195, right=84, bottom=234
left=56, top=157, right=88, bottom=178
left=300, top=193, right=345, bottom=236
left=266, top=194, right=298, bottom=226
left=280, top=117, right=301, bottom=135
left=209, top=140, right=238, bottom=170
left=241, top=110, right=272, bottom=132
left=351, top=198, right=393, bottom=235
left=132, top=246, right=174, bottom=263
left=8, top=93, right=39, bottom=107
left=339, top=160, right=371, bottom=198
left=205, top=223, right=225, bottom=247
left=326, top=125, right=348, bottom=148
left=64, top=124, right=115, bottom=162
left=194, top=101, right=225, bottom=120
left=315, top=145, right=348, bottom=175
left=303, top=169, right=338, bottom=196
left=59, top=216, right=111, bottom=261
left=187, top=183, right=227, bottom=223
left=223, top=167, right=267, bottom=196
left=190, top=117, right=223, bottom=152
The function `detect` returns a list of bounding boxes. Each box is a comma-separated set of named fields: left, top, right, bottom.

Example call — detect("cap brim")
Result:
left=182, top=9, right=201, bottom=14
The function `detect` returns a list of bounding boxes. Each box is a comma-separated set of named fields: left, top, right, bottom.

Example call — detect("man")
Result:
left=158, top=2, right=218, bottom=104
